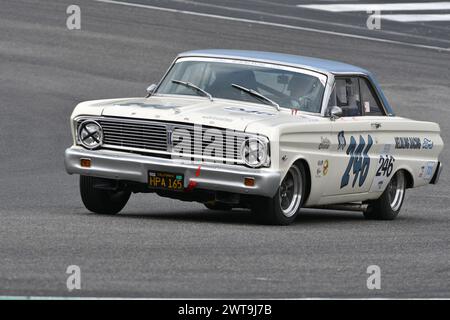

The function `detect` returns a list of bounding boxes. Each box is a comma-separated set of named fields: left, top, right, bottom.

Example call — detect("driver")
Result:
left=287, top=76, right=317, bottom=111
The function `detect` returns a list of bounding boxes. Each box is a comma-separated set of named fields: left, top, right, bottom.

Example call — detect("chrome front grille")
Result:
left=99, top=118, right=167, bottom=151
left=76, top=117, right=247, bottom=164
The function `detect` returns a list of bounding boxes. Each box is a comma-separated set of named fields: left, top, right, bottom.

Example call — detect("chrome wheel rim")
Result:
left=388, top=171, right=405, bottom=212
left=279, top=166, right=302, bottom=217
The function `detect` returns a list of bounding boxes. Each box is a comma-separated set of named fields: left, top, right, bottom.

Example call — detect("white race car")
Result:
left=65, top=50, right=443, bottom=225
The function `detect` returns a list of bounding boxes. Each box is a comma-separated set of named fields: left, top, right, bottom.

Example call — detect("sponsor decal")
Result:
left=337, top=131, right=346, bottom=151
left=419, top=162, right=435, bottom=180
left=316, top=160, right=323, bottom=177
left=422, top=138, right=433, bottom=150
left=340, top=135, right=373, bottom=188
left=323, top=160, right=329, bottom=175
left=394, top=137, right=421, bottom=149
left=316, top=168, right=322, bottom=177
left=318, top=136, right=331, bottom=150
left=425, top=162, right=434, bottom=179
left=316, top=159, right=329, bottom=177
left=418, top=166, right=424, bottom=178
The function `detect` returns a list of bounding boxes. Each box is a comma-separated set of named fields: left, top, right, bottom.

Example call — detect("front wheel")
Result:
left=252, top=163, right=306, bottom=225
left=80, top=176, right=131, bottom=215
left=364, top=170, right=406, bottom=220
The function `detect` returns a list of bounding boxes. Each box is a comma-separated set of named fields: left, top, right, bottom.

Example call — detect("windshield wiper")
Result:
left=231, top=84, right=280, bottom=111
left=171, top=80, right=213, bottom=102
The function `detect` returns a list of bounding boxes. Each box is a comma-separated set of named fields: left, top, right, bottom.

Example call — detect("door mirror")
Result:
left=330, top=106, right=343, bottom=120
left=146, top=84, right=157, bottom=97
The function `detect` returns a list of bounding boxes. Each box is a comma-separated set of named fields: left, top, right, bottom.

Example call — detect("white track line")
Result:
left=297, top=2, right=450, bottom=12
left=93, top=0, right=450, bottom=52
left=379, top=14, right=450, bottom=22
left=155, top=0, right=450, bottom=44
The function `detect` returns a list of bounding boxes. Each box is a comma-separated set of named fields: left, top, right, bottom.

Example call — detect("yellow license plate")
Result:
left=148, top=171, right=184, bottom=191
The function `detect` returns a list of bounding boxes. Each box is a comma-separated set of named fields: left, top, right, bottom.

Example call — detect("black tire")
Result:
left=80, top=176, right=131, bottom=215
left=364, top=170, right=406, bottom=220
left=204, top=202, right=233, bottom=211
left=252, top=163, right=307, bottom=225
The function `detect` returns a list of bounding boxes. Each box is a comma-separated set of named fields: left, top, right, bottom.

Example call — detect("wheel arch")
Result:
left=386, top=167, right=414, bottom=190
left=399, top=168, right=414, bottom=189
left=291, top=158, right=312, bottom=205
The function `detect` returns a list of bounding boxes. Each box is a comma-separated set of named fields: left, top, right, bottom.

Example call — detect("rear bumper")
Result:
left=430, top=161, right=442, bottom=184
left=64, top=146, right=281, bottom=197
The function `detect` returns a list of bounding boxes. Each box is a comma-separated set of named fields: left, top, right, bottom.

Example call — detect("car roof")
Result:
left=178, top=49, right=369, bottom=75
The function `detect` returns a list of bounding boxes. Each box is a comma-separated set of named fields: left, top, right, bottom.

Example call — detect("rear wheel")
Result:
left=364, top=170, right=406, bottom=220
left=252, top=163, right=306, bottom=225
left=80, top=176, right=131, bottom=215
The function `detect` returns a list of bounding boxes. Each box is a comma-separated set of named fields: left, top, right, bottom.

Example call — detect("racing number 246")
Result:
left=340, top=135, right=373, bottom=188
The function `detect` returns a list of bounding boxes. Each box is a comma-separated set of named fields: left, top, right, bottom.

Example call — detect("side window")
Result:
left=359, top=78, right=385, bottom=116
left=334, top=77, right=362, bottom=117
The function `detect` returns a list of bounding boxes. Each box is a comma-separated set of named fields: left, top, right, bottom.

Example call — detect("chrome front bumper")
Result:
left=64, top=146, right=281, bottom=197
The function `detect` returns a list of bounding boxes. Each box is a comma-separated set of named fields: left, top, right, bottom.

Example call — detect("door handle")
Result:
left=371, top=122, right=382, bottom=129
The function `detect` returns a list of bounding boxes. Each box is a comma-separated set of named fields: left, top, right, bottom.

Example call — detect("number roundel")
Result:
left=376, top=155, right=395, bottom=177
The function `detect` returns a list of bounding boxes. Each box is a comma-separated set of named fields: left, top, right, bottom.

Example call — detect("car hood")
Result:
left=80, top=95, right=322, bottom=132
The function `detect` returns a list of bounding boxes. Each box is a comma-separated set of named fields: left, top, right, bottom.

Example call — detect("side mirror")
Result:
left=330, top=106, right=343, bottom=120
left=146, top=84, right=157, bottom=97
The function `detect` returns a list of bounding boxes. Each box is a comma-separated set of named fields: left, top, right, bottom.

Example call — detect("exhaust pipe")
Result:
left=312, top=203, right=368, bottom=212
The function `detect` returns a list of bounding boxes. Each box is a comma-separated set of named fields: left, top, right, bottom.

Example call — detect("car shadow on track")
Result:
left=116, top=208, right=365, bottom=226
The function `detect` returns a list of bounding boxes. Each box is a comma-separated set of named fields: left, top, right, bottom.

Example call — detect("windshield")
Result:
left=156, top=57, right=327, bottom=113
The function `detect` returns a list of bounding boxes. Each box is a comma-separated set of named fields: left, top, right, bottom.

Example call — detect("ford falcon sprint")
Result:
left=64, top=49, right=443, bottom=225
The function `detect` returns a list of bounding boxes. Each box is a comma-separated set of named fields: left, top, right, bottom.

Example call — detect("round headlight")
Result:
left=77, top=120, right=103, bottom=149
left=241, top=137, right=268, bottom=168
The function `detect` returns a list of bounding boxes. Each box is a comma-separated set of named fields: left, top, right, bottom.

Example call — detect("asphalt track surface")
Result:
left=0, top=0, right=449, bottom=298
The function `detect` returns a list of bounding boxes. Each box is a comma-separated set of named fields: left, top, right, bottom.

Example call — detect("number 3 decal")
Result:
left=340, top=135, right=373, bottom=188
